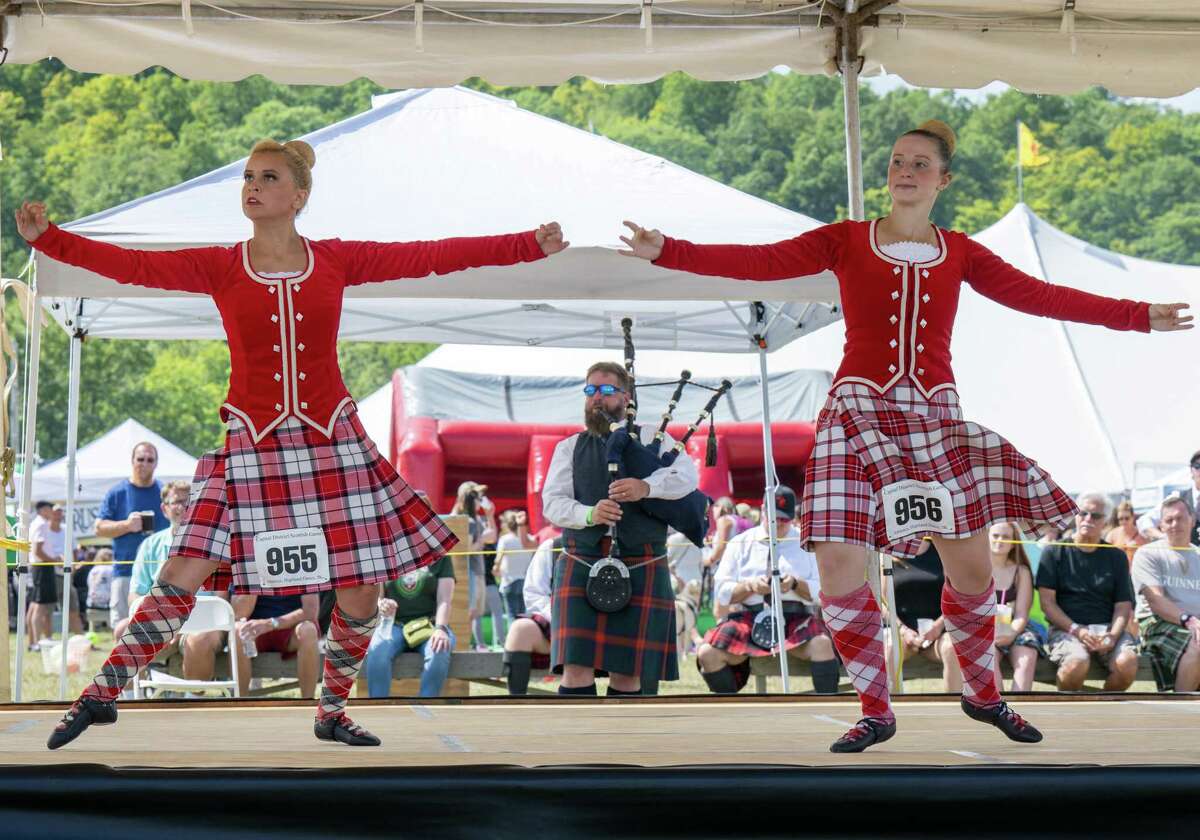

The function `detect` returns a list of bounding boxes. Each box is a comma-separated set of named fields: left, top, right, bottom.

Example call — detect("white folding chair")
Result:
left=132, top=595, right=241, bottom=699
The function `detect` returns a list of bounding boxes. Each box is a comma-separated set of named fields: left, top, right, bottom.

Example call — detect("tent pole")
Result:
left=14, top=288, right=43, bottom=702
left=751, top=303, right=789, bottom=694
left=58, top=307, right=83, bottom=699
left=840, top=3, right=866, bottom=221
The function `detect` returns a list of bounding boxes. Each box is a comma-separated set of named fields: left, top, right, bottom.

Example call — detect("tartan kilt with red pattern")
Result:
left=703, top=608, right=829, bottom=692
left=171, top=408, right=457, bottom=595
left=800, top=378, right=1076, bottom=559
left=551, top=552, right=679, bottom=682
left=521, top=612, right=552, bottom=670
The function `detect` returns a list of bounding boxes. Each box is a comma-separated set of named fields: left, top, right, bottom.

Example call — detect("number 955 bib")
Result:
left=881, top=479, right=954, bottom=542
left=253, top=527, right=331, bottom=589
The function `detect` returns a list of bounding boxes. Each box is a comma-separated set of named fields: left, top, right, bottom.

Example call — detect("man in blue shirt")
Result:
left=94, top=442, right=169, bottom=635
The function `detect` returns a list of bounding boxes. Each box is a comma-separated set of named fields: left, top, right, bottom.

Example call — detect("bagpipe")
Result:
left=603, top=318, right=731, bottom=549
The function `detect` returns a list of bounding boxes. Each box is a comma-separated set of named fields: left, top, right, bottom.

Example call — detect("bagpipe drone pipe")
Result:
left=603, top=318, right=732, bottom=548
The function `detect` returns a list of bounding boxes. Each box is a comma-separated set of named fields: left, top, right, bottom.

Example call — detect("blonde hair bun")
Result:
left=283, top=140, right=316, bottom=170
left=916, top=119, right=956, bottom=157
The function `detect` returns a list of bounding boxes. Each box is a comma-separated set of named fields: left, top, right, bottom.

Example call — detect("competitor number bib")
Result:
left=881, top=479, right=954, bottom=541
left=253, top=527, right=331, bottom=589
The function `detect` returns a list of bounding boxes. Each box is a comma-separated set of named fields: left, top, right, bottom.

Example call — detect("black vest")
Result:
left=562, top=431, right=667, bottom=558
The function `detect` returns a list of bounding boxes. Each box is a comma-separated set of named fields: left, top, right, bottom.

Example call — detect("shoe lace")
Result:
left=999, top=704, right=1029, bottom=729
left=337, top=715, right=367, bottom=736
left=57, top=703, right=81, bottom=729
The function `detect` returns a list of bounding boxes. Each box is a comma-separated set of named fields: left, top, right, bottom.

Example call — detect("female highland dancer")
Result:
left=18, top=139, right=566, bottom=749
left=620, top=120, right=1191, bottom=753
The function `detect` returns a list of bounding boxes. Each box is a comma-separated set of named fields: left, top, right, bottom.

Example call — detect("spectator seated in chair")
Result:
left=1132, top=494, right=1200, bottom=692
left=502, top=535, right=558, bottom=695
left=987, top=522, right=1046, bottom=692
left=363, top=554, right=456, bottom=698
left=129, top=480, right=226, bottom=683
left=884, top=539, right=962, bottom=692
left=1037, top=492, right=1139, bottom=692
left=696, top=487, right=839, bottom=695
left=233, top=592, right=321, bottom=699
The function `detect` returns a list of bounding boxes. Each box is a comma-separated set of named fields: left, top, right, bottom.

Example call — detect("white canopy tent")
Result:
left=31, top=417, right=197, bottom=520
left=424, top=203, right=1200, bottom=496
left=5, top=2, right=1199, bottom=96
left=16, top=85, right=842, bottom=697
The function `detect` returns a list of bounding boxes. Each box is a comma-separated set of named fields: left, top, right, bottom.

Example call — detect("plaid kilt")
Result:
left=520, top=612, right=553, bottom=670
left=171, top=408, right=457, bottom=595
left=801, top=378, right=1076, bottom=559
left=704, top=606, right=828, bottom=658
left=1141, top=617, right=1194, bottom=691
left=551, top=552, right=679, bottom=682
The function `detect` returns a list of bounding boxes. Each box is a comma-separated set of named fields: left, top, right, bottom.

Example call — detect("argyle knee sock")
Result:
left=317, top=607, right=378, bottom=721
left=81, top=582, right=195, bottom=703
left=819, top=583, right=894, bottom=722
left=810, top=658, right=841, bottom=694
left=504, top=651, right=533, bottom=695
left=941, top=581, right=1003, bottom=708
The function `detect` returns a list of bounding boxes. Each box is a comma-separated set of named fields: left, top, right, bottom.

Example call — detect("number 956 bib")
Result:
left=881, top=479, right=954, bottom=541
left=253, top=527, right=331, bottom=589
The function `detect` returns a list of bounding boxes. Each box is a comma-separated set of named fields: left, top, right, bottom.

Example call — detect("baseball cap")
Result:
left=773, top=486, right=797, bottom=519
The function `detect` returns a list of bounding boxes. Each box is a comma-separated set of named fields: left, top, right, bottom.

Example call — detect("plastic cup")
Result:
left=139, top=511, right=155, bottom=531
left=917, top=618, right=934, bottom=635
left=1088, top=623, right=1109, bottom=637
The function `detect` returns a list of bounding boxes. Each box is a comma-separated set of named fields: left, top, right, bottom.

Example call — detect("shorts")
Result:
left=1047, top=628, right=1138, bottom=670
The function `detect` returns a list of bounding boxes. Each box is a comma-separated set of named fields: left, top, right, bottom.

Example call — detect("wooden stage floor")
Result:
left=3, top=695, right=1198, bottom=769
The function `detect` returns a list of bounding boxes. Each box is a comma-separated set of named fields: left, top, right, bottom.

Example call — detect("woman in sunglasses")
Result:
left=19, top=138, right=567, bottom=750
left=620, top=119, right=1191, bottom=752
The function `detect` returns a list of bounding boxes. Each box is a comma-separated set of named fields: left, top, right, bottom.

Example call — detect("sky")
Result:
left=861, top=75, right=1200, bottom=113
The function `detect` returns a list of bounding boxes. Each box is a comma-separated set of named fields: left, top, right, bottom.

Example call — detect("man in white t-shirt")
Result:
left=1132, top=494, right=1200, bottom=692
left=27, top=502, right=79, bottom=645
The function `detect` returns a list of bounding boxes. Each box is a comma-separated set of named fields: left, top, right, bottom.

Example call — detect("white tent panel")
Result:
left=5, top=3, right=1200, bottom=95
left=355, top=381, right=394, bottom=461
left=31, top=417, right=198, bottom=502
left=38, top=87, right=840, bottom=352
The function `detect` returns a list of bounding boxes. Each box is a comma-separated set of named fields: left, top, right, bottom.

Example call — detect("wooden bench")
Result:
left=747, top=651, right=1159, bottom=693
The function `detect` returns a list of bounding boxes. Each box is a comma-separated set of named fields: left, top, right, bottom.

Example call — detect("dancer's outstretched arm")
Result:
left=15, top=201, right=216, bottom=294
left=341, top=221, right=568, bottom=286
left=618, top=219, right=843, bottom=281
left=965, top=238, right=1192, bottom=333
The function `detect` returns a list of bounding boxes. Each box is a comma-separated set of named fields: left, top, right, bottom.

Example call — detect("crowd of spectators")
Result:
left=17, top=447, right=1200, bottom=701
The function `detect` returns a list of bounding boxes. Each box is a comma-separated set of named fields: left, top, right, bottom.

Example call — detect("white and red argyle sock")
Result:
left=316, top=607, right=378, bottom=721
left=820, top=583, right=894, bottom=722
left=82, top=582, right=196, bottom=703
left=941, top=581, right=1002, bottom=708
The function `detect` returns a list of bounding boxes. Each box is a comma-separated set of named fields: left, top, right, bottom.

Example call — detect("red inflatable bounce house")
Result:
left=389, top=366, right=830, bottom=529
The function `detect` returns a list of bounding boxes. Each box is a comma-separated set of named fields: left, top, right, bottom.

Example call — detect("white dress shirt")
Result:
left=713, top=523, right=821, bottom=609
left=541, top=427, right=699, bottom=529
left=522, top=537, right=556, bottom=621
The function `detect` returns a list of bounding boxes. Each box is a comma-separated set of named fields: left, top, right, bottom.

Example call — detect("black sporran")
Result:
left=750, top=608, right=779, bottom=650
left=586, top=557, right=632, bottom=613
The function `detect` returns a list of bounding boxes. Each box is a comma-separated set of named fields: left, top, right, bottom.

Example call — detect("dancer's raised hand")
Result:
left=14, top=202, right=49, bottom=242
left=618, top=220, right=664, bottom=261
left=535, top=222, right=569, bottom=255
left=1148, top=303, right=1193, bottom=331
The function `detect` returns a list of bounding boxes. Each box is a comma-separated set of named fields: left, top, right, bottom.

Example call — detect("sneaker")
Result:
left=47, top=697, right=118, bottom=750
left=829, top=716, right=897, bottom=754
left=960, top=698, right=1043, bottom=743
left=314, top=714, right=381, bottom=747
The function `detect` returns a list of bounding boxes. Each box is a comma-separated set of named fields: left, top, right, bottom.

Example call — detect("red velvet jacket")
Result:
left=33, top=224, right=545, bottom=443
left=655, top=219, right=1151, bottom=397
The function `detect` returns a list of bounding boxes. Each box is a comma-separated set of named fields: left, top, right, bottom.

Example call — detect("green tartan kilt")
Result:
left=1141, top=617, right=1194, bottom=691
left=551, top=551, right=679, bottom=683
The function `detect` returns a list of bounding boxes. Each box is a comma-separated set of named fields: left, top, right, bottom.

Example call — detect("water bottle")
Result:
left=239, top=623, right=258, bottom=658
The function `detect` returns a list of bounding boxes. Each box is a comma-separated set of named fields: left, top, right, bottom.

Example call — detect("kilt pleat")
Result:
left=171, top=408, right=456, bottom=595
left=800, top=378, right=1076, bottom=558
left=551, top=553, right=679, bottom=682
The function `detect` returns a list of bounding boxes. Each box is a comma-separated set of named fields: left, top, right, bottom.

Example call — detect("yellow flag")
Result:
left=1018, top=122, right=1049, bottom=167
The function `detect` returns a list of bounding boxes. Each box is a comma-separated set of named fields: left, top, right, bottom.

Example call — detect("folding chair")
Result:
left=132, top=596, right=241, bottom=698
